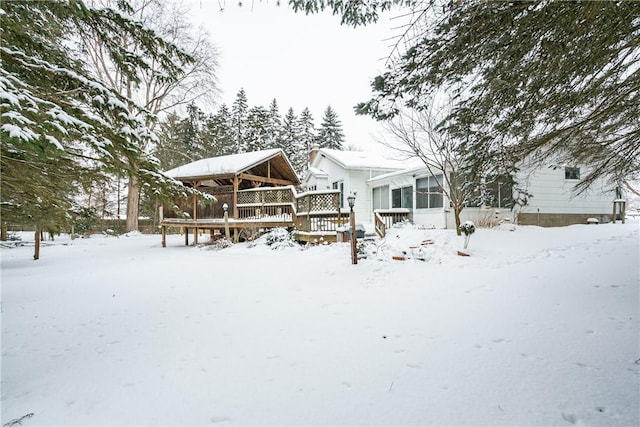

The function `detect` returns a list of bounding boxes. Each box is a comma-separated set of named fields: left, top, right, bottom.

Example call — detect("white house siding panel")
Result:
left=413, top=210, right=447, bottom=229
left=515, top=164, right=614, bottom=215
left=348, top=170, right=375, bottom=222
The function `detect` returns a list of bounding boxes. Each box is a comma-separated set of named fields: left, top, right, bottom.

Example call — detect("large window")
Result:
left=416, top=175, right=443, bottom=209
left=332, top=181, right=344, bottom=208
left=565, top=167, right=580, bottom=180
left=392, top=186, right=413, bottom=209
left=485, top=178, right=514, bottom=208
left=372, top=185, right=389, bottom=210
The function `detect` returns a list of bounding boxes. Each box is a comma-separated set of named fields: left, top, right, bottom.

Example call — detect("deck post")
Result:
left=184, top=227, right=189, bottom=246
left=162, top=225, right=166, bottom=247
left=193, top=192, right=198, bottom=245
left=233, top=176, right=239, bottom=219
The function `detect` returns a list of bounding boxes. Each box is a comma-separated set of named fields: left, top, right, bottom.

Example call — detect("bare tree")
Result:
left=381, top=105, right=470, bottom=235
left=83, top=0, right=219, bottom=231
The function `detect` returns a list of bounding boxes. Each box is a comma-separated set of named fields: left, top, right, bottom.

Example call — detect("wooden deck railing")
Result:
left=374, top=212, right=386, bottom=238
left=235, top=187, right=342, bottom=234
left=374, top=209, right=411, bottom=231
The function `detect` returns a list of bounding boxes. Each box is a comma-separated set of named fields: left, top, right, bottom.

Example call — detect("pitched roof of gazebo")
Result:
left=164, top=149, right=300, bottom=187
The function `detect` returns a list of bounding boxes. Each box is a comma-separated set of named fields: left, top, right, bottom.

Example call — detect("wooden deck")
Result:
left=161, top=217, right=295, bottom=246
left=161, top=187, right=345, bottom=246
left=161, top=187, right=412, bottom=247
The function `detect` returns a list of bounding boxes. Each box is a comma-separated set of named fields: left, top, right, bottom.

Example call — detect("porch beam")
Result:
left=238, top=173, right=292, bottom=186
left=176, top=173, right=236, bottom=182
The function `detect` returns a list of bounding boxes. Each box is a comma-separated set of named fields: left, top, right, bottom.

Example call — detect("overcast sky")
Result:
left=186, top=0, right=406, bottom=153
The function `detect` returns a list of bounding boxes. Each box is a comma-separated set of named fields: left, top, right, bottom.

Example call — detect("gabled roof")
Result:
left=314, top=148, right=409, bottom=170
left=164, top=149, right=300, bottom=187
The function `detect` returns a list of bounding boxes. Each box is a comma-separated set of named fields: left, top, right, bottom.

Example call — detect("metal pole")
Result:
left=350, top=207, right=358, bottom=265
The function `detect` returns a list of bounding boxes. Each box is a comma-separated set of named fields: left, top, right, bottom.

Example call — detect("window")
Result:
left=392, top=186, right=413, bottom=209
left=485, top=178, right=514, bottom=209
left=372, top=185, right=389, bottom=210
left=332, top=181, right=344, bottom=208
left=307, top=185, right=317, bottom=191
left=416, top=175, right=443, bottom=209
left=565, top=167, right=580, bottom=180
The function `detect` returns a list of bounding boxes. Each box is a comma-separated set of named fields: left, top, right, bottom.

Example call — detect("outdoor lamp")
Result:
left=347, top=193, right=356, bottom=210
left=222, top=203, right=228, bottom=212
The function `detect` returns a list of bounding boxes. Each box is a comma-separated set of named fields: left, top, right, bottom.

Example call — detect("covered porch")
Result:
left=160, top=149, right=348, bottom=245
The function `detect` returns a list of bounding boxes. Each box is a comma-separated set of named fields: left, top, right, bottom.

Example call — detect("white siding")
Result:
left=348, top=170, right=373, bottom=222
left=515, top=162, right=615, bottom=214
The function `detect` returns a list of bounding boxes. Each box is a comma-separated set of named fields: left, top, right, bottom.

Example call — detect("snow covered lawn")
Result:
left=2, top=222, right=639, bottom=426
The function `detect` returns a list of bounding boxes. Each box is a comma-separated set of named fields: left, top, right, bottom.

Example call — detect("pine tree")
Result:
left=180, top=103, right=205, bottom=161
left=245, top=106, right=270, bottom=152
left=281, top=108, right=304, bottom=174
left=316, top=105, right=345, bottom=150
left=1, top=0, right=210, bottom=257
left=266, top=99, right=283, bottom=149
left=201, top=104, right=234, bottom=157
left=154, top=112, right=191, bottom=170
left=231, top=88, right=249, bottom=153
left=298, top=107, right=317, bottom=161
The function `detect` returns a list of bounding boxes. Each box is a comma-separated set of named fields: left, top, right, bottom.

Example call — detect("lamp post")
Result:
left=222, top=203, right=230, bottom=240
left=347, top=193, right=357, bottom=265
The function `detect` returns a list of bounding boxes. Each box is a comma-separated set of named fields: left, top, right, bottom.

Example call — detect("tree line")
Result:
left=154, top=88, right=345, bottom=175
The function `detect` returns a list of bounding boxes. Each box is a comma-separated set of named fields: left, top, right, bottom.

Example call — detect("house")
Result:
left=303, top=147, right=417, bottom=220
left=510, top=158, right=618, bottom=226
left=160, top=148, right=619, bottom=247
left=305, top=147, right=619, bottom=229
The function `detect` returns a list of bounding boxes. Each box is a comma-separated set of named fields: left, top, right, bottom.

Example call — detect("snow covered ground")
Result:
left=2, top=221, right=639, bottom=426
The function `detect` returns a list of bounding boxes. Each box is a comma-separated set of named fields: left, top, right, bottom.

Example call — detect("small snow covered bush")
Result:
left=206, top=238, right=233, bottom=251
left=264, top=228, right=298, bottom=250
left=459, top=220, right=475, bottom=250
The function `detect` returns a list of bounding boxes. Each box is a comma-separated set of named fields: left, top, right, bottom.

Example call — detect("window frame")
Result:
left=372, top=185, right=390, bottom=210
left=391, top=186, right=413, bottom=209
left=332, top=181, right=344, bottom=208
left=416, top=174, right=444, bottom=209
left=565, top=167, right=580, bottom=180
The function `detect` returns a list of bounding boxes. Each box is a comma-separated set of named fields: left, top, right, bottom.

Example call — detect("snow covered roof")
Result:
left=307, top=166, right=328, bottom=178
left=316, top=149, right=408, bottom=170
left=164, top=149, right=297, bottom=183
left=368, top=163, right=431, bottom=183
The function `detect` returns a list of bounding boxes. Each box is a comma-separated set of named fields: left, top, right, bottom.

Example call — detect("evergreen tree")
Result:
left=266, top=99, right=283, bottom=149
left=201, top=104, right=234, bottom=157
left=281, top=108, right=304, bottom=173
left=245, top=106, right=271, bottom=152
left=154, top=112, right=192, bottom=170
left=297, top=107, right=317, bottom=160
left=1, top=0, right=208, bottom=258
left=316, top=105, right=345, bottom=150
left=180, top=103, right=205, bottom=161
left=230, top=88, right=249, bottom=153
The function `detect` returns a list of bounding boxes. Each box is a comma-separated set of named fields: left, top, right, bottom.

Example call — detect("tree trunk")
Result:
left=125, top=172, right=140, bottom=232
left=454, top=205, right=463, bottom=236
left=1, top=221, right=7, bottom=241
left=34, top=226, right=40, bottom=260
